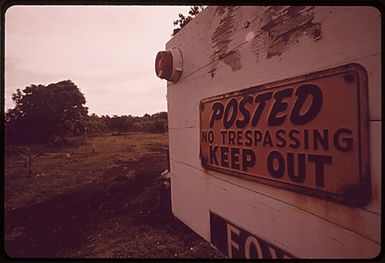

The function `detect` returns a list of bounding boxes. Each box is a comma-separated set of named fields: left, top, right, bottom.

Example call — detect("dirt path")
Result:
left=5, top=152, right=224, bottom=258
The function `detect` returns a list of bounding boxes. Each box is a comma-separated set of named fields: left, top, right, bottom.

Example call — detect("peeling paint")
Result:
left=223, top=50, right=242, bottom=71
left=209, top=6, right=322, bottom=71
left=254, top=6, right=321, bottom=59
left=212, top=6, right=236, bottom=57
left=215, top=6, right=227, bottom=16
left=259, top=6, right=293, bottom=28
left=251, top=32, right=268, bottom=62
left=210, top=6, right=242, bottom=74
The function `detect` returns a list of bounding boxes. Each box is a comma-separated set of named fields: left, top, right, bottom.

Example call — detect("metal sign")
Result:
left=200, top=64, right=370, bottom=206
left=210, top=212, right=295, bottom=259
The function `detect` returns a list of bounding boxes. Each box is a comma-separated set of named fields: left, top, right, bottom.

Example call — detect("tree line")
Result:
left=5, top=80, right=167, bottom=145
left=87, top=112, right=168, bottom=135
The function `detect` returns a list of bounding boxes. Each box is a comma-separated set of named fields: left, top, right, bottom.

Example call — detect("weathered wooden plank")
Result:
left=169, top=6, right=380, bottom=80
left=208, top=176, right=379, bottom=258
left=170, top=159, right=380, bottom=245
left=170, top=167, right=210, bottom=240
left=168, top=126, right=201, bottom=169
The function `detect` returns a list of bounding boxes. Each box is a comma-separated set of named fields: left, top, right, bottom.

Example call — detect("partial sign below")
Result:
left=200, top=64, right=370, bottom=206
left=210, top=212, right=294, bottom=259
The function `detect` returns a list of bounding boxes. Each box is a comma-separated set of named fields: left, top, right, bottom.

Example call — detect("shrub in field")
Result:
left=14, top=146, right=46, bottom=177
left=5, top=80, right=88, bottom=144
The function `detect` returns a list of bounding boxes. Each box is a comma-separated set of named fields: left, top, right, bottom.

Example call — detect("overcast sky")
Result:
left=5, top=5, right=191, bottom=116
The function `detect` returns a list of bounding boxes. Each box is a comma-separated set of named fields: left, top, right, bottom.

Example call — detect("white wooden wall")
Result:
left=165, top=6, right=381, bottom=258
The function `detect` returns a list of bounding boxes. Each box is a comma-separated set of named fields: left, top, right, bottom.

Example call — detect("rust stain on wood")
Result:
left=210, top=6, right=242, bottom=74
left=254, top=6, right=321, bottom=59
left=223, top=50, right=242, bottom=71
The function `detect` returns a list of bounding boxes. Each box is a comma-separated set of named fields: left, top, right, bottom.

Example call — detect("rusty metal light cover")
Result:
left=199, top=63, right=370, bottom=206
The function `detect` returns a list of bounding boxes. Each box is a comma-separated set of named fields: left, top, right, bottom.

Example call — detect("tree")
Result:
left=172, top=6, right=205, bottom=36
left=108, top=115, right=135, bottom=132
left=86, top=113, right=109, bottom=135
left=150, top=112, right=168, bottom=133
left=5, top=80, right=88, bottom=144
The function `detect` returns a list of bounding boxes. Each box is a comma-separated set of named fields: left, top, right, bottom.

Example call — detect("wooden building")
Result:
left=156, top=6, right=381, bottom=259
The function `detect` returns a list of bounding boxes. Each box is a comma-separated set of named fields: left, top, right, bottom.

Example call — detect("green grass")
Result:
left=5, top=132, right=169, bottom=210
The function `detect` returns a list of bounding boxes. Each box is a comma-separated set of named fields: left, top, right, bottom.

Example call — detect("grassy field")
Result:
left=4, top=132, right=224, bottom=258
left=5, top=132, right=168, bottom=210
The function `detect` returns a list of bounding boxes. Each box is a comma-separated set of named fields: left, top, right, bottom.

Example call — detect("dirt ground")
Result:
left=4, top=138, right=224, bottom=259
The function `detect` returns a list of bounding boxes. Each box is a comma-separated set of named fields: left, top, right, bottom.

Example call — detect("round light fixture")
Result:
left=155, top=48, right=183, bottom=83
